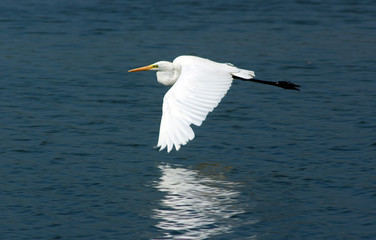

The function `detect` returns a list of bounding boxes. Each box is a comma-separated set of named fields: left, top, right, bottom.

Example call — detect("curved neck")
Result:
left=156, top=62, right=181, bottom=86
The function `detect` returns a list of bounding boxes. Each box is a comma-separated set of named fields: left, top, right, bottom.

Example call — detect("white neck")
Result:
left=155, top=61, right=181, bottom=86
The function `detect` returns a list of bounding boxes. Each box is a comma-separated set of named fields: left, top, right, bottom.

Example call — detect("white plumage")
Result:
left=129, top=55, right=255, bottom=152
left=158, top=56, right=255, bottom=152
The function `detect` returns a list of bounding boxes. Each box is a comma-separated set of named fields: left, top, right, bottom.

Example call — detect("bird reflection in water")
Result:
left=153, top=163, right=252, bottom=240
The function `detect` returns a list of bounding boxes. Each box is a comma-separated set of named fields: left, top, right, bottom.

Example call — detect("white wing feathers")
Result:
left=157, top=56, right=255, bottom=152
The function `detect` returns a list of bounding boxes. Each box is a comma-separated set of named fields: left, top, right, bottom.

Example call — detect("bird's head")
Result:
left=128, top=61, right=173, bottom=72
left=128, top=60, right=179, bottom=86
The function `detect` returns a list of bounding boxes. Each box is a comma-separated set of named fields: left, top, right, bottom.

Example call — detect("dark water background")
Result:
left=1, top=0, right=375, bottom=239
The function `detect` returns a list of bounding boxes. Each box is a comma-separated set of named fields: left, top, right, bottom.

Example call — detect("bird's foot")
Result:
left=276, top=81, right=301, bottom=91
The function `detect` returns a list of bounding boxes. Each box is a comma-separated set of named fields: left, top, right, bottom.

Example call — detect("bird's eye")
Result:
left=153, top=64, right=158, bottom=68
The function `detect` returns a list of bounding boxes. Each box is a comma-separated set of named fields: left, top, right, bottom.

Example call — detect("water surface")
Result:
left=1, top=0, right=375, bottom=239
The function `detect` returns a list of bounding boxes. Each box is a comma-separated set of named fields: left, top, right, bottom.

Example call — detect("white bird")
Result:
left=129, top=55, right=299, bottom=152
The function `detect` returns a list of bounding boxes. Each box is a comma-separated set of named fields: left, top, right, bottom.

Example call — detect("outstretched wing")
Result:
left=157, top=56, right=253, bottom=152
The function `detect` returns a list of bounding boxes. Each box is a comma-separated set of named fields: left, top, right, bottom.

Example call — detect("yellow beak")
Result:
left=128, top=64, right=154, bottom=72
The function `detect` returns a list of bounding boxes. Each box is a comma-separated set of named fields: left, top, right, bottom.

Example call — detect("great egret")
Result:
left=129, top=55, right=300, bottom=152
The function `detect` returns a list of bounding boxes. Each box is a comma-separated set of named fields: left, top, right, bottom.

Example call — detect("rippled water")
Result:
left=1, top=0, right=375, bottom=239
left=154, top=164, right=251, bottom=239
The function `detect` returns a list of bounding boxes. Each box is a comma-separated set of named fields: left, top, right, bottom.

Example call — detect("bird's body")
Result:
left=129, top=55, right=300, bottom=152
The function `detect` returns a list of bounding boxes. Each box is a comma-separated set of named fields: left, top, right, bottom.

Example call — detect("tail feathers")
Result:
left=231, top=69, right=255, bottom=79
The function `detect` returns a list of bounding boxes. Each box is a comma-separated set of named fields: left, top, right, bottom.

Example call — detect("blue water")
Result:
left=1, top=0, right=375, bottom=239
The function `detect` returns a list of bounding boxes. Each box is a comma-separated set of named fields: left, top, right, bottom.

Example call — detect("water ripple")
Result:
left=153, top=164, right=256, bottom=240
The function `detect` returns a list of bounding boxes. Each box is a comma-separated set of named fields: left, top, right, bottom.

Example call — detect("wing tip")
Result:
left=156, top=142, right=184, bottom=153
